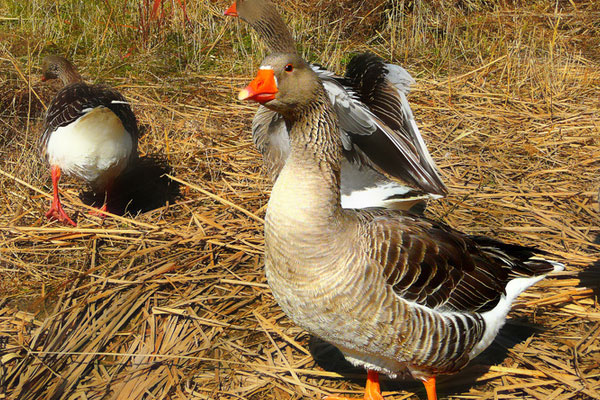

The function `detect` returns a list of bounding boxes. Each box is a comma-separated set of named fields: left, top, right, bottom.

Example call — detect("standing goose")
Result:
left=226, top=0, right=447, bottom=210
left=40, top=55, right=138, bottom=225
left=239, top=53, right=564, bottom=400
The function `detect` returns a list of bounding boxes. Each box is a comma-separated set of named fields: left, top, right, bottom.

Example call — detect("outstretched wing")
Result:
left=251, top=56, right=447, bottom=198
left=312, top=55, right=447, bottom=197
left=342, top=53, right=447, bottom=196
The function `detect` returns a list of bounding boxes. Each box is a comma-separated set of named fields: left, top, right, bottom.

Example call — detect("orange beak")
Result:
left=239, top=69, right=278, bottom=103
left=224, top=2, right=238, bottom=16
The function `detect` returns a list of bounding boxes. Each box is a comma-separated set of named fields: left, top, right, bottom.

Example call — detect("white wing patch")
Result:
left=341, top=182, right=414, bottom=209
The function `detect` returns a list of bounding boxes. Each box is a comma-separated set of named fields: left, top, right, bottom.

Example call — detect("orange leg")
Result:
left=89, top=184, right=111, bottom=218
left=45, top=165, right=76, bottom=226
left=324, top=370, right=383, bottom=400
left=422, top=376, right=438, bottom=400
left=89, top=201, right=108, bottom=217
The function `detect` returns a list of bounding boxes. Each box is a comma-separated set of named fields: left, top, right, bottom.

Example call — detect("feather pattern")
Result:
left=356, top=209, right=555, bottom=313
left=253, top=53, right=564, bottom=385
left=252, top=104, right=428, bottom=209
left=251, top=105, right=289, bottom=182
left=250, top=58, right=447, bottom=204
left=342, top=53, right=446, bottom=196
left=253, top=55, right=448, bottom=196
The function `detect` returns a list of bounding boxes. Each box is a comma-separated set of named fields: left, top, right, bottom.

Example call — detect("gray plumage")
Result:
left=40, top=56, right=138, bottom=191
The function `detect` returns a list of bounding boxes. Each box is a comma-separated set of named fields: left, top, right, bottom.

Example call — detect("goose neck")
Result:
left=267, top=90, right=343, bottom=225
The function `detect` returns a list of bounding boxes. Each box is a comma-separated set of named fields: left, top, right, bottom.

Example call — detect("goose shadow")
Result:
left=81, top=154, right=180, bottom=216
left=308, top=318, right=544, bottom=399
left=577, top=233, right=600, bottom=301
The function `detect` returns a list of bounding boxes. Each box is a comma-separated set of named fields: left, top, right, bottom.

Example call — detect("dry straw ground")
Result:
left=0, top=0, right=599, bottom=399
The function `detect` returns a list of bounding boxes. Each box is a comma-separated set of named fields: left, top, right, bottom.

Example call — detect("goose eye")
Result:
left=284, top=64, right=293, bottom=72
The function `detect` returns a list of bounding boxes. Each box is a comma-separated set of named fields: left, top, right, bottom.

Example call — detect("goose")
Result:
left=226, top=0, right=447, bottom=210
left=40, top=55, right=138, bottom=226
left=238, top=52, right=564, bottom=400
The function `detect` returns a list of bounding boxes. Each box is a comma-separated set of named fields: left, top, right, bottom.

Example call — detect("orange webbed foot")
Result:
left=422, top=376, right=437, bottom=400
left=46, top=204, right=76, bottom=226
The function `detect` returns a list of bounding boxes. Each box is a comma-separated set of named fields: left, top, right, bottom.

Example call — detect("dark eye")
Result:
left=284, top=64, right=293, bottom=72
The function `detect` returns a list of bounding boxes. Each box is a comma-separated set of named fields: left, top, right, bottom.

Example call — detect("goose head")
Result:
left=239, top=53, right=321, bottom=118
left=225, top=0, right=260, bottom=20
left=41, top=55, right=82, bottom=85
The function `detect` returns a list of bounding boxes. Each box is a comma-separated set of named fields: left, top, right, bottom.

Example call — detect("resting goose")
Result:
left=239, top=52, right=564, bottom=400
left=40, top=55, right=138, bottom=225
left=226, top=0, right=447, bottom=210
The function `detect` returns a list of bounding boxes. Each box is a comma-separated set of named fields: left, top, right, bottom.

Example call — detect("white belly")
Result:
left=46, top=106, right=134, bottom=191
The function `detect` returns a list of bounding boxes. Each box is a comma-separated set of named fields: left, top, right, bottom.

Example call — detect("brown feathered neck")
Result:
left=236, top=0, right=296, bottom=53
left=42, top=55, right=83, bottom=86
left=283, top=85, right=343, bottom=200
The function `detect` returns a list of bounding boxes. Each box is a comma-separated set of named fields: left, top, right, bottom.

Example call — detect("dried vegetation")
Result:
left=0, top=0, right=598, bottom=399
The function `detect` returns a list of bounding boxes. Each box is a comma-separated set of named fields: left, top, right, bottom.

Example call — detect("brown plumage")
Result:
left=239, top=52, right=563, bottom=400
left=225, top=0, right=295, bottom=53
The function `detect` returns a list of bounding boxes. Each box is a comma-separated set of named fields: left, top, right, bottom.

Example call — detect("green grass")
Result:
left=2, top=0, right=597, bottom=86
left=1, top=0, right=232, bottom=80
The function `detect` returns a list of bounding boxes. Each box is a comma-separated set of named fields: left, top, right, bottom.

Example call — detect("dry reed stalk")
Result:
left=0, top=0, right=599, bottom=399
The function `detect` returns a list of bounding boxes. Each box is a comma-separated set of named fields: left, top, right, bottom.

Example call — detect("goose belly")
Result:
left=263, top=233, right=412, bottom=376
left=46, top=106, right=133, bottom=190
